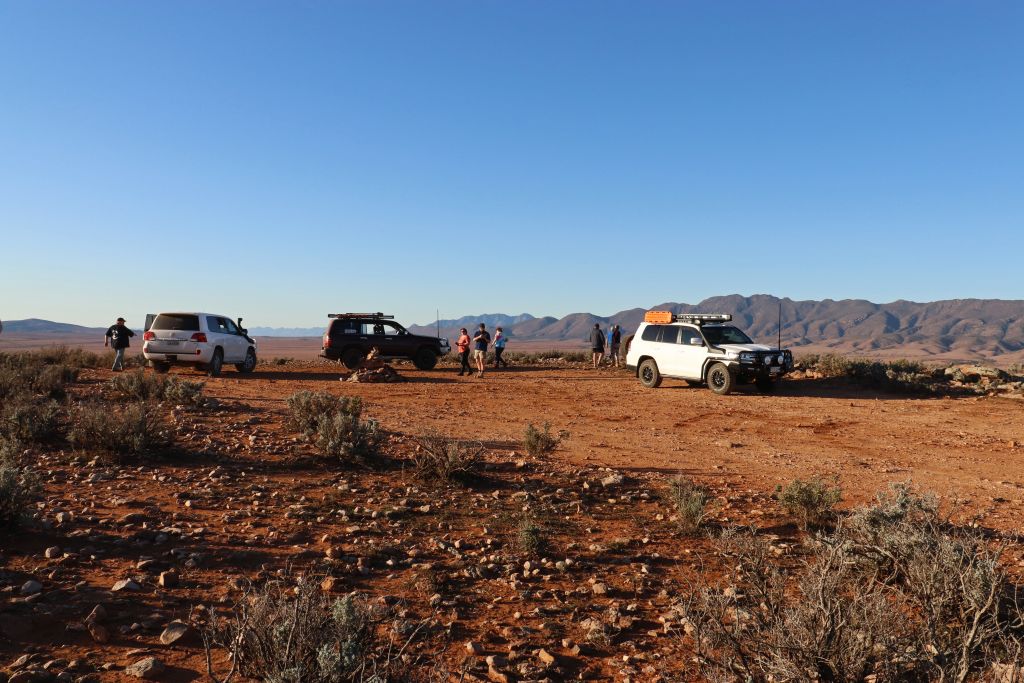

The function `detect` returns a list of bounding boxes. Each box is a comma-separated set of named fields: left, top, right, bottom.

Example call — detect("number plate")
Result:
left=162, top=340, right=180, bottom=346
left=770, top=366, right=782, bottom=375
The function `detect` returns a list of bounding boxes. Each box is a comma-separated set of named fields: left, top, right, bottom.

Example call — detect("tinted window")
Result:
left=224, top=319, right=240, bottom=335
left=330, top=320, right=361, bottom=336
left=659, top=326, right=680, bottom=344
left=153, top=314, right=200, bottom=331
left=702, top=326, right=753, bottom=345
left=641, top=325, right=662, bottom=342
left=207, top=317, right=228, bottom=334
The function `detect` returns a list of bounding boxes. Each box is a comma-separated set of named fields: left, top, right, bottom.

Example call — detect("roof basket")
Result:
left=644, top=311, right=732, bottom=325
left=328, top=312, right=395, bottom=320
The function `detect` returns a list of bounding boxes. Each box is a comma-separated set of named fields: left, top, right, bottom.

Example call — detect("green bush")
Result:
left=776, top=477, right=842, bottom=530
left=69, top=402, right=166, bottom=459
left=286, top=390, right=346, bottom=437
left=517, top=514, right=548, bottom=556
left=0, top=459, right=41, bottom=529
left=666, top=476, right=712, bottom=534
left=0, top=355, right=78, bottom=401
left=523, top=422, right=568, bottom=457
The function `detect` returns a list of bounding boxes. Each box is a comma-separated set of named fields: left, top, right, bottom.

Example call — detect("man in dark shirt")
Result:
left=610, top=324, right=622, bottom=367
left=590, top=323, right=605, bottom=369
left=472, top=323, right=491, bottom=378
left=104, top=317, right=135, bottom=371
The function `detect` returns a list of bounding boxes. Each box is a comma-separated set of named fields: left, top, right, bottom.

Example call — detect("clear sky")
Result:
left=1, top=1, right=1021, bottom=328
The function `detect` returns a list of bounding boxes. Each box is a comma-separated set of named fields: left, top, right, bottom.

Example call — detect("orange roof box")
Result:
left=644, top=311, right=674, bottom=324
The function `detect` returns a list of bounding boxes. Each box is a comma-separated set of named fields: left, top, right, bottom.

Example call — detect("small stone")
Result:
left=112, top=579, right=142, bottom=592
left=591, top=582, right=608, bottom=596
left=465, top=640, right=483, bottom=655
left=538, top=648, right=556, bottom=666
left=44, top=547, right=62, bottom=559
left=159, top=621, right=189, bottom=645
left=88, top=621, right=110, bottom=644
left=158, top=571, right=178, bottom=589
left=320, top=577, right=338, bottom=593
left=55, top=511, right=73, bottom=524
left=20, top=580, right=43, bottom=596
left=125, top=656, right=165, bottom=679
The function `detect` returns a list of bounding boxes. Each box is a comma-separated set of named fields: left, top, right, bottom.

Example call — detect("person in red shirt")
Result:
left=456, top=328, right=472, bottom=376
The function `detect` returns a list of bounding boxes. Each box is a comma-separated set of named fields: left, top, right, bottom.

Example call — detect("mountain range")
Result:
left=3, top=295, right=1023, bottom=362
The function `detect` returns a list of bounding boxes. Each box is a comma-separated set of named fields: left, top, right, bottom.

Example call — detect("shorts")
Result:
left=610, top=344, right=620, bottom=354
left=592, top=347, right=604, bottom=353
left=473, top=349, right=486, bottom=360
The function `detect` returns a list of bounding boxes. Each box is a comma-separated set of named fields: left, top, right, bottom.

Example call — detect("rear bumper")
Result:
left=144, top=344, right=214, bottom=364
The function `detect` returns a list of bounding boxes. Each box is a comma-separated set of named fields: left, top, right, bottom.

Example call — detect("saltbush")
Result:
left=523, top=422, right=568, bottom=457
left=776, top=476, right=842, bottom=530
left=69, top=402, right=166, bottom=459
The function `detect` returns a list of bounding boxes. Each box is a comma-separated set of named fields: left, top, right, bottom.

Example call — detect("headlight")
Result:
left=725, top=352, right=739, bottom=360
left=763, top=356, right=772, bottom=366
left=740, top=352, right=755, bottom=362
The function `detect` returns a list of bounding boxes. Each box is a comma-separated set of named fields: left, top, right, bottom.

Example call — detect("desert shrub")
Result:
left=0, top=398, right=62, bottom=443
left=110, top=369, right=163, bottom=400
left=272, top=357, right=293, bottom=366
left=410, top=432, right=483, bottom=485
left=516, top=514, right=548, bottom=556
left=0, top=459, right=41, bottom=529
left=813, top=353, right=851, bottom=377
left=523, top=422, right=568, bottom=457
left=286, top=390, right=346, bottom=436
left=287, top=391, right=380, bottom=462
left=776, top=476, right=841, bottom=530
left=203, top=575, right=422, bottom=683
left=68, top=402, right=166, bottom=459
left=0, top=355, right=78, bottom=400
left=665, top=476, right=711, bottom=534
left=160, top=376, right=206, bottom=407
left=679, top=486, right=1024, bottom=683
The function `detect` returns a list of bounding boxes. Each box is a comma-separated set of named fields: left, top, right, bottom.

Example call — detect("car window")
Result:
left=206, top=317, right=227, bottom=334
left=680, top=327, right=703, bottom=345
left=641, top=325, right=662, bottom=342
left=223, top=319, right=240, bottom=335
left=381, top=322, right=403, bottom=336
left=331, top=320, right=360, bottom=336
left=702, top=325, right=754, bottom=345
left=153, top=314, right=200, bottom=331
left=659, top=326, right=680, bottom=344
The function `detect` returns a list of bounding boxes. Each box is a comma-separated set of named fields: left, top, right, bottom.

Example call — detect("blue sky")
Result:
left=1, top=1, right=1021, bottom=328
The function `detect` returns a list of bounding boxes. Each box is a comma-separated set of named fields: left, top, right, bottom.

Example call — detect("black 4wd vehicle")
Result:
left=321, top=313, right=450, bottom=370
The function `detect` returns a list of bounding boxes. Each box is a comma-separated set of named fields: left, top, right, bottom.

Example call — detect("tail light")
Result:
left=323, top=334, right=331, bottom=348
left=143, top=331, right=155, bottom=341
left=190, top=333, right=208, bottom=343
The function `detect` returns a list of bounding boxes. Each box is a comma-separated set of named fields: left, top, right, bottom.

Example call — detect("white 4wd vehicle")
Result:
left=143, top=312, right=257, bottom=377
left=625, top=312, right=792, bottom=395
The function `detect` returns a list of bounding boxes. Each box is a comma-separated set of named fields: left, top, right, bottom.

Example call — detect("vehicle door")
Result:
left=655, top=325, right=683, bottom=376
left=379, top=321, right=412, bottom=357
left=677, top=327, right=709, bottom=380
left=222, top=318, right=248, bottom=362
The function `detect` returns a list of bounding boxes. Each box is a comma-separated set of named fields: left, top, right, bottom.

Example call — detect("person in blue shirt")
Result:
left=493, top=326, right=509, bottom=369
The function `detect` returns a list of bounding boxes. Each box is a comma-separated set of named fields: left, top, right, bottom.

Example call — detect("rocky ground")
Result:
left=2, top=358, right=1023, bottom=682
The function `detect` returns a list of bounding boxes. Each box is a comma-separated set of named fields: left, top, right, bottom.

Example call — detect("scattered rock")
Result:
left=125, top=656, right=165, bottom=679
left=112, top=579, right=142, bottom=592
left=44, top=547, right=62, bottom=559
left=159, top=621, right=189, bottom=646
left=157, top=571, right=178, bottom=589
left=20, top=580, right=43, bottom=596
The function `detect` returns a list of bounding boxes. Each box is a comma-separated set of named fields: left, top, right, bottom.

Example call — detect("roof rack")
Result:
left=328, top=313, right=394, bottom=320
left=644, top=311, right=732, bottom=325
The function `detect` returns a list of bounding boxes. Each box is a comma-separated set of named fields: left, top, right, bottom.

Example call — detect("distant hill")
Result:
left=1, top=318, right=105, bottom=335
left=408, top=295, right=1024, bottom=362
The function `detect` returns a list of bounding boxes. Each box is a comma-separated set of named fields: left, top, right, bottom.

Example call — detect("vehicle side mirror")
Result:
left=689, top=337, right=704, bottom=346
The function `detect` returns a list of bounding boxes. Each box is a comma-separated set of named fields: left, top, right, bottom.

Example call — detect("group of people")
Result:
left=454, top=323, right=508, bottom=377
left=453, top=321, right=623, bottom=378
left=590, top=322, right=622, bottom=369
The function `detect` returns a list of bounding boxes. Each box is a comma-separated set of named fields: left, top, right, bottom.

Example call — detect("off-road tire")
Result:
left=755, top=376, right=775, bottom=393
left=706, top=362, right=734, bottom=395
left=413, top=347, right=438, bottom=370
left=151, top=361, right=171, bottom=374
left=622, top=333, right=635, bottom=359
left=341, top=348, right=364, bottom=370
left=235, top=348, right=257, bottom=373
left=208, top=349, right=224, bottom=377
left=638, top=358, right=662, bottom=389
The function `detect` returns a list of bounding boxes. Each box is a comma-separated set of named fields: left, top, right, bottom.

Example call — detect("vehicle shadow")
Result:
left=229, top=370, right=458, bottom=384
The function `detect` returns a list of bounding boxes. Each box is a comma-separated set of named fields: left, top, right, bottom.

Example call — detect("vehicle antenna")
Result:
left=778, top=299, right=782, bottom=351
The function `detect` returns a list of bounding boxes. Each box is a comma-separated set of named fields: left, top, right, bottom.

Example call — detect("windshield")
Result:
left=701, top=325, right=753, bottom=345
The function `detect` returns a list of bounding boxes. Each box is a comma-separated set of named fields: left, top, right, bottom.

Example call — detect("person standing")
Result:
left=609, top=324, right=622, bottom=367
left=456, top=327, right=472, bottom=376
left=472, top=323, right=491, bottom=377
left=104, top=317, right=135, bottom=372
left=493, top=326, right=509, bottom=369
left=590, top=323, right=605, bottom=368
